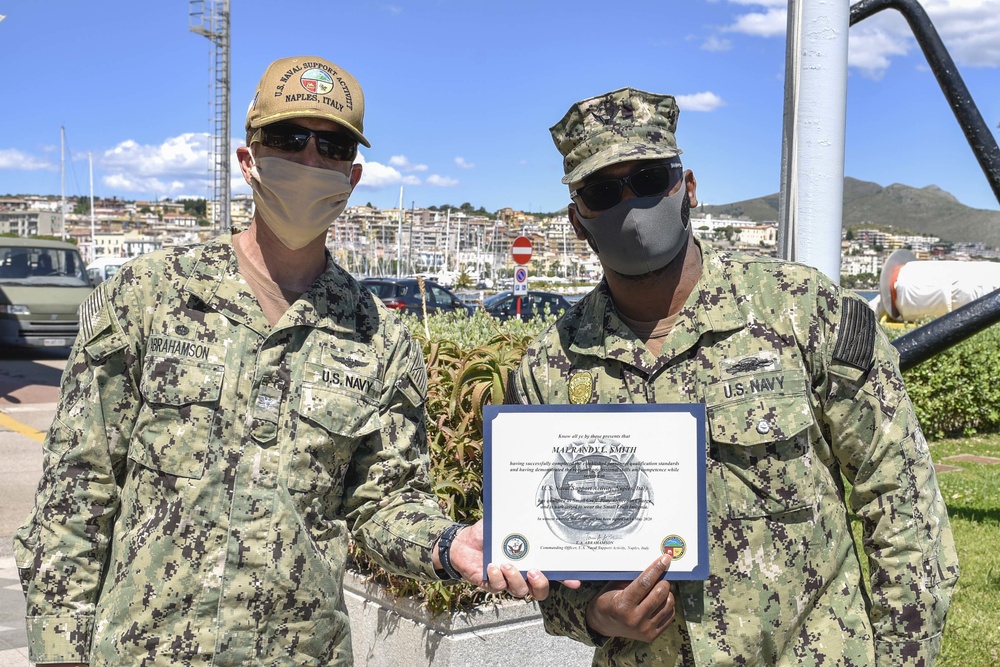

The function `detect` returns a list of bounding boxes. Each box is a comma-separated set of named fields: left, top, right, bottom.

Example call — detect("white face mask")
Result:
left=249, top=151, right=353, bottom=250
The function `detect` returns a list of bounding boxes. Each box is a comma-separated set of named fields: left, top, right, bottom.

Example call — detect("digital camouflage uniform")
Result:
left=507, top=241, right=959, bottom=666
left=15, top=236, right=454, bottom=665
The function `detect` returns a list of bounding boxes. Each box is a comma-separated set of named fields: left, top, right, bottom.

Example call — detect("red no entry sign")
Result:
left=512, top=236, right=532, bottom=265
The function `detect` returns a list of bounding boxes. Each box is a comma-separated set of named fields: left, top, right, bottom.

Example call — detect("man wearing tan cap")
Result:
left=16, top=56, right=541, bottom=666
left=505, top=87, right=958, bottom=665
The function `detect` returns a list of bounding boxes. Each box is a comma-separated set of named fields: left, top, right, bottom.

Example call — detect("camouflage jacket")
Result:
left=15, top=236, right=454, bottom=666
left=509, top=242, right=959, bottom=667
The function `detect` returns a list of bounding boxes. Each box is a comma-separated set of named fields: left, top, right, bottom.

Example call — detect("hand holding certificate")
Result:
left=483, top=404, right=708, bottom=581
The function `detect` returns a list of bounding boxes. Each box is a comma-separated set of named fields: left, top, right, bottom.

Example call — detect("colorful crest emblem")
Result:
left=568, top=371, right=594, bottom=404
left=300, top=68, right=334, bottom=95
left=661, top=535, right=686, bottom=560
left=502, top=534, right=529, bottom=560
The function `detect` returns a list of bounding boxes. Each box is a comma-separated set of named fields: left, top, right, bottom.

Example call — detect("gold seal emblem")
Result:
left=568, top=371, right=594, bottom=404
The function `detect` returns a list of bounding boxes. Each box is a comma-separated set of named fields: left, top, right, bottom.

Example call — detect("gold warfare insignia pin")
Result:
left=568, top=371, right=594, bottom=404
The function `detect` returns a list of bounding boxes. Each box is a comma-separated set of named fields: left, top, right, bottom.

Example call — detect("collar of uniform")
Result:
left=280, top=258, right=359, bottom=334
left=567, top=241, right=745, bottom=361
left=180, top=237, right=358, bottom=335
left=181, top=235, right=259, bottom=329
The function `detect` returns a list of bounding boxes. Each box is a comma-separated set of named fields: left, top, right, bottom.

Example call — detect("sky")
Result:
left=1, top=0, right=999, bottom=214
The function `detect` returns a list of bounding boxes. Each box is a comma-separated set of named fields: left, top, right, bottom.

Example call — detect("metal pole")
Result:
left=778, top=0, right=850, bottom=283
left=850, top=0, right=1000, bottom=206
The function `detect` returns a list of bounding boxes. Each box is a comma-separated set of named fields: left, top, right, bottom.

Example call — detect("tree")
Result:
left=183, top=199, right=207, bottom=217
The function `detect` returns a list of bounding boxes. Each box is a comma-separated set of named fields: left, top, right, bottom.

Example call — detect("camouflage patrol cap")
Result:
left=550, top=87, right=682, bottom=184
left=246, top=55, right=371, bottom=147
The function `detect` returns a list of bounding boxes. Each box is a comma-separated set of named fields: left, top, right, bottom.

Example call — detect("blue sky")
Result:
left=1, top=0, right=998, bottom=214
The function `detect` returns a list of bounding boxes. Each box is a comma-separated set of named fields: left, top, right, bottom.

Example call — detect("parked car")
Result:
left=361, top=277, right=474, bottom=318
left=480, top=290, right=572, bottom=322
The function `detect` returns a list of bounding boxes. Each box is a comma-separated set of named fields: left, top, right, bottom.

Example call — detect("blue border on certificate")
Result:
left=483, top=403, right=708, bottom=581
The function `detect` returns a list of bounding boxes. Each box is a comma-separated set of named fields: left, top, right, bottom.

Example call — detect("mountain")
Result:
left=699, top=177, right=1000, bottom=248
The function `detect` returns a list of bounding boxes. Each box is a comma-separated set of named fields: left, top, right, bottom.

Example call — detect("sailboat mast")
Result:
left=88, top=152, right=96, bottom=262
left=396, top=187, right=403, bottom=277
left=60, top=127, right=67, bottom=241
left=444, top=207, right=450, bottom=273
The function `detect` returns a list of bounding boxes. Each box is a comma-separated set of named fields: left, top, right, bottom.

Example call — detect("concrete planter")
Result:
left=343, top=571, right=595, bottom=667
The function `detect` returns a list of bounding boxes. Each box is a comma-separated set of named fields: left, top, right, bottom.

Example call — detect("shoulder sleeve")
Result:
left=831, top=295, right=877, bottom=372
left=820, top=290, right=958, bottom=666
left=14, top=278, right=141, bottom=664
left=347, top=329, right=453, bottom=582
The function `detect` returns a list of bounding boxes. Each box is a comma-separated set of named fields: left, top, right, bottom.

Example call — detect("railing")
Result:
left=849, top=0, right=1000, bottom=371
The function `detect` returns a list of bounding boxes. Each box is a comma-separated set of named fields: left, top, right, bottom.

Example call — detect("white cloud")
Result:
left=852, top=0, right=1000, bottom=74
left=721, top=1, right=1000, bottom=77
left=725, top=0, right=786, bottom=6
left=0, top=148, right=52, bottom=171
left=388, top=155, right=428, bottom=172
left=426, top=174, right=459, bottom=187
left=355, top=153, right=421, bottom=189
left=103, top=174, right=187, bottom=195
left=96, top=133, right=212, bottom=194
left=701, top=35, right=733, bottom=52
left=454, top=157, right=475, bottom=170
left=676, top=92, right=726, bottom=112
left=723, top=8, right=787, bottom=37
left=102, top=133, right=211, bottom=177
left=848, top=27, right=911, bottom=78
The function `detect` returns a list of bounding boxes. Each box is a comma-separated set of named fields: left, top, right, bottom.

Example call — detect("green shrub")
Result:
left=890, top=323, right=1000, bottom=439
left=348, top=308, right=556, bottom=614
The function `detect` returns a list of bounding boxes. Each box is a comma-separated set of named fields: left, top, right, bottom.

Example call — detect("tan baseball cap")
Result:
left=245, top=56, right=370, bottom=147
left=550, top=87, right=682, bottom=185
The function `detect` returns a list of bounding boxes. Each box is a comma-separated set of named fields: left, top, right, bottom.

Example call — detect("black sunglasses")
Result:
left=572, top=162, right=683, bottom=211
left=254, top=123, right=358, bottom=161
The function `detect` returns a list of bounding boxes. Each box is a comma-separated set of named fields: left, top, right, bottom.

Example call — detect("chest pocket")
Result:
left=705, top=372, right=816, bottom=519
left=132, top=356, right=224, bottom=479
left=287, top=383, right=381, bottom=495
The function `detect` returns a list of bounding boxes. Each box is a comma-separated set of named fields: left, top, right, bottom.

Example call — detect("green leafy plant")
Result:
left=348, top=308, right=556, bottom=614
left=888, top=323, right=1000, bottom=439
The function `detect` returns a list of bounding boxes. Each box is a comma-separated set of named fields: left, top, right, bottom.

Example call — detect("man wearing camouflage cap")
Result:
left=15, top=55, right=539, bottom=666
left=505, top=87, right=959, bottom=665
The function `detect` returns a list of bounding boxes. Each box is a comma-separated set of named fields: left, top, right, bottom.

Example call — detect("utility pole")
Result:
left=189, top=0, right=231, bottom=234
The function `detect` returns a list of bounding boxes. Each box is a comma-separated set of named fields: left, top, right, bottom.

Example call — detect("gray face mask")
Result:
left=575, top=183, right=690, bottom=276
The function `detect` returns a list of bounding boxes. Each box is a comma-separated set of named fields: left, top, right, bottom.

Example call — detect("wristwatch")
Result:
left=435, top=523, right=465, bottom=580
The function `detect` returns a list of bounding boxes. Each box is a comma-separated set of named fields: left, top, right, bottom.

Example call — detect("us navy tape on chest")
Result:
left=722, top=374, right=786, bottom=398
left=321, top=368, right=374, bottom=394
left=720, top=354, right=787, bottom=398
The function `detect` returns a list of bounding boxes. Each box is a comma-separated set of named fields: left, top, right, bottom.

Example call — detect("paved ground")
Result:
left=0, top=349, right=63, bottom=667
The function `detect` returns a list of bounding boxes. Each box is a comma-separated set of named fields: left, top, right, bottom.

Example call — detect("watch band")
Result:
left=436, top=523, right=465, bottom=580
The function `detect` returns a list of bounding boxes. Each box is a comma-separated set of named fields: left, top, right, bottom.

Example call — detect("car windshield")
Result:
left=0, top=246, right=91, bottom=287
left=364, top=282, right=400, bottom=299
left=482, top=292, right=512, bottom=307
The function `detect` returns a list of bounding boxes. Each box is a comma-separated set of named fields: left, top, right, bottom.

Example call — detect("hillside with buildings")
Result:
left=700, top=177, right=1000, bottom=249
left=3, top=176, right=998, bottom=290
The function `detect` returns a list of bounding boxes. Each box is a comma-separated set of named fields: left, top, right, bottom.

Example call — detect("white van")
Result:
left=0, top=237, right=93, bottom=348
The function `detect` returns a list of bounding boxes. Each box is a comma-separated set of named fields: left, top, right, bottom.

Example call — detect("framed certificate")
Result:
left=483, top=404, right=708, bottom=581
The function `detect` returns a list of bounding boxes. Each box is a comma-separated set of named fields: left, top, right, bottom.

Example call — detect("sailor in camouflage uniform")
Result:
left=15, top=56, right=539, bottom=667
left=505, top=88, right=959, bottom=666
